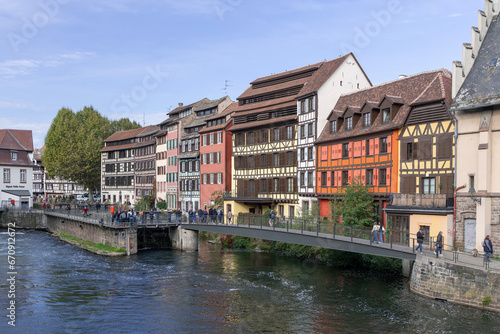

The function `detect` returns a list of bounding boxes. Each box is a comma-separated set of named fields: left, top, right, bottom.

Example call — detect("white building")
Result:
left=296, top=53, right=372, bottom=216
left=0, top=129, right=34, bottom=209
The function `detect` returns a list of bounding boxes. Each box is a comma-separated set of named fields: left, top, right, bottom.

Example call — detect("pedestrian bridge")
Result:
left=180, top=219, right=418, bottom=261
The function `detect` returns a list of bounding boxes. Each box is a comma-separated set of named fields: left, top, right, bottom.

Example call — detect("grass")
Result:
left=59, top=232, right=126, bottom=255
left=482, top=296, right=492, bottom=307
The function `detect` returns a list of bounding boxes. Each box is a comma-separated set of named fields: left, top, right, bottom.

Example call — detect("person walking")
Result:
left=378, top=223, right=385, bottom=243
left=227, top=210, right=232, bottom=224
left=269, top=210, right=275, bottom=227
left=434, top=231, right=443, bottom=257
left=217, top=207, right=223, bottom=224
left=483, top=235, right=493, bottom=261
left=415, top=227, right=424, bottom=253
left=371, top=221, right=380, bottom=244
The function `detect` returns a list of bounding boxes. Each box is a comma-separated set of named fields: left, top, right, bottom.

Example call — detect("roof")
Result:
left=229, top=114, right=297, bottom=132
left=452, top=16, right=500, bottom=111
left=104, top=127, right=143, bottom=143
left=317, top=69, right=452, bottom=144
left=194, top=96, right=229, bottom=112
left=206, top=101, right=238, bottom=121
left=166, top=98, right=210, bottom=116
left=0, top=129, right=33, bottom=151
left=137, top=125, right=160, bottom=137
left=232, top=54, right=359, bottom=131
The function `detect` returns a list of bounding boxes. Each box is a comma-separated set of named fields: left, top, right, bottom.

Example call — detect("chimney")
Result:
left=178, top=103, right=183, bottom=107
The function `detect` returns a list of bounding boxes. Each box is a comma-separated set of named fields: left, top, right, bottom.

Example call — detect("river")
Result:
left=0, top=229, right=499, bottom=333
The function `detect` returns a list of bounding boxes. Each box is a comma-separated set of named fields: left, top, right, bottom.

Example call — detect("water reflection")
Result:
left=0, top=230, right=499, bottom=333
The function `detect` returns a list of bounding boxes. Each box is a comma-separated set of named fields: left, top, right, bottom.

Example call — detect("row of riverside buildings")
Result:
left=0, top=1, right=487, bottom=252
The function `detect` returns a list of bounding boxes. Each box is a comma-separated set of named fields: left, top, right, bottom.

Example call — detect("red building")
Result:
left=199, top=102, right=237, bottom=209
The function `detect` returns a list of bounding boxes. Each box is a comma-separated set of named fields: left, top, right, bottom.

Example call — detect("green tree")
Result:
left=338, top=177, right=378, bottom=227
left=210, top=190, right=224, bottom=209
left=43, top=106, right=141, bottom=194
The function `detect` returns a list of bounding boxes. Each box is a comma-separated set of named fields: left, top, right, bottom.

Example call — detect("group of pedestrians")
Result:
left=189, top=207, right=225, bottom=224
left=371, top=221, right=385, bottom=244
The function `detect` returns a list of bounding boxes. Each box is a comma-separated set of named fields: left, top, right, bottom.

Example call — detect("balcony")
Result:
left=391, top=193, right=452, bottom=208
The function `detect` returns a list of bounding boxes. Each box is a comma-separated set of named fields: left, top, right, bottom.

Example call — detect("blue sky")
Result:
left=0, top=0, right=482, bottom=148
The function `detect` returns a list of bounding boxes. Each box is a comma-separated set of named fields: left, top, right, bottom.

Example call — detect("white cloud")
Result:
left=0, top=100, right=29, bottom=109
left=0, top=52, right=96, bottom=78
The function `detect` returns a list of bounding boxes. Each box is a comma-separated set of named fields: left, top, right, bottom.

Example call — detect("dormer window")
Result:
left=11, top=152, right=17, bottom=161
left=346, top=117, right=353, bottom=130
left=331, top=120, right=337, bottom=133
left=363, top=113, right=371, bottom=127
left=382, top=108, right=391, bottom=122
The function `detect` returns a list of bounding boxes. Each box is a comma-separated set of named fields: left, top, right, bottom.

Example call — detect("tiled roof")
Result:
left=238, top=77, right=309, bottom=100
left=229, top=114, right=297, bottom=132
left=316, top=69, right=452, bottom=144
left=205, top=101, right=238, bottom=121
left=137, top=125, right=160, bottom=137
left=100, top=142, right=137, bottom=152
left=104, top=127, right=143, bottom=143
left=0, top=129, right=33, bottom=151
left=198, top=119, right=233, bottom=134
left=167, top=98, right=209, bottom=116
left=452, top=16, right=500, bottom=111
left=250, top=61, right=323, bottom=85
left=194, top=96, right=230, bottom=112
left=235, top=99, right=297, bottom=117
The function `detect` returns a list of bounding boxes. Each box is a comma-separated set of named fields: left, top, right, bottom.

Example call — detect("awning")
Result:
left=2, top=190, right=31, bottom=197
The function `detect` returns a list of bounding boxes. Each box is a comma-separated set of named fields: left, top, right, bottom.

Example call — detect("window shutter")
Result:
left=413, top=142, right=419, bottom=159
left=305, top=99, right=309, bottom=113
left=361, top=169, right=366, bottom=184
left=318, top=172, right=322, bottom=187
left=280, top=127, right=285, bottom=141
left=312, top=96, right=316, bottom=110
left=267, top=153, right=272, bottom=168
left=337, top=171, right=342, bottom=186
left=268, top=179, right=273, bottom=192
left=327, top=171, right=331, bottom=185
left=349, top=142, right=353, bottom=158
left=293, top=150, right=297, bottom=165
left=280, top=152, right=285, bottom=166
left=280, top=178, right=285, bottom=193
left=354, top=169, right=360, bottom=181
left=387, top=136, right=392, bottom=154
left=374, top=169, right=379, bottom=186
left=374, top=138, right=379, bottom=155
left=362, top=140, right=366, bottom=157
left=321, top=146, right=328, bottom=161
left=386, top=167, right=391, bottom=186
left=348, top=170, right=353, bottom=184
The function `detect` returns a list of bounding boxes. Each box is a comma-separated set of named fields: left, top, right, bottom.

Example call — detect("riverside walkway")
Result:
left=12, top=206, right=499, bottom=270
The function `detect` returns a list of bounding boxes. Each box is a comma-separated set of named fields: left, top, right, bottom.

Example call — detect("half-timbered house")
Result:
left=134, top=125, right=160, bottom=202
left=315, top=69, right=452, bottom=231
left=296, top=53, right=371, bottom=217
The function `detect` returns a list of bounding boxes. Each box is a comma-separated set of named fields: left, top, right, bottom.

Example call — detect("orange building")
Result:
left=315, top=70, right=452, bottom=225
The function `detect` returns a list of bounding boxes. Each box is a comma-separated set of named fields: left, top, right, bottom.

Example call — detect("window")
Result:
left=11, top=152, right=17, bottom=161
left=342, top=143, right=350, bottom=158
left=217, top=131, right=222, bottom=144
left=346, top=117, right=353, bottom=130
left=300, top=100, right=306, bottom=113
left=366, top=169, right=373, bottom=186
left=286, top=126, right=293, bottom=140
left=307, top=172, right=313, bottom=186
left=422, top=177, right=436, bottom=194
left=308, top=123, right=313, bottom=137
left=307, top=147, right=313, bottom=161
left=3, top=168, right=10, bottom=183
left=379, top=168, right=387, bottom=186
left=300, top=125, right=306, bottom=138
left=274, top=128, right=280, bottom=142
left=236, top=133, right=244, bottom=146
left=286, top=151, right=293, bottom=166
left=308, top=97, right=314, bottom=111
left=273, top=178, right=279, bottom=192
left=380, top=137, right=388, bottom=153
left=406, top=142, right=413, bottom=160
left=261, top=154, right=267, bottom=168
left=210, top=173, right=214, bottom=184
left=210, top=133, right=214, bottom=145
left=342, top=171, right=348, bottom=186
left=331, top=120, right=337, bottom=133
left=419, top=138, right=432, bottom=160
left=260, top=130, right=267, bottom=143
left=195, top=138, right=199, bottom=150
left=469, top=174, right=475, bottom=192
left=247, top=132, right=254, bottom=145
left=363, top=113, right=370, bottom=126
left=321, top=172, right=327, bottom=187
left=217, top=151, right=221, bottom=163
left=261, top=179, right=267, bottom=192
left=250, top=180, right=255, bottom=193
left=203, top=174, right=207, bottom=184
left=382, top=108, right=391, bottom=122
left=287, top=178, right=294, bottom=192
left=202, top=135, right=207, bottom=146
left=273, top=153, right=279, bottom=167
left=218, top=172, right=222, bottom=184
left=249, top=155, right=255, bottom=168
left=209, top=152, right=214, bottom=164
left=300, top=172, right=305, bottom=187
left=300, top=148, right=305, bottom=161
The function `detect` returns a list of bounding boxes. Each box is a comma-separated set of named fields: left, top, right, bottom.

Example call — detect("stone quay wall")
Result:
left=411, top=255, right=500, bottom=312
left=0, top=210, right=137, bottom=255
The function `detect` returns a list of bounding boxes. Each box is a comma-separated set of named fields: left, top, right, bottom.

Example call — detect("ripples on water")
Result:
left=0, top=230, right=498, bottom=333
